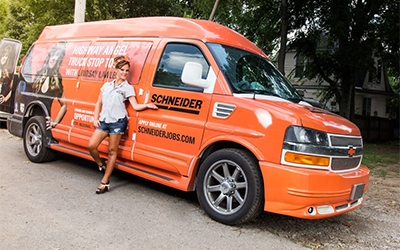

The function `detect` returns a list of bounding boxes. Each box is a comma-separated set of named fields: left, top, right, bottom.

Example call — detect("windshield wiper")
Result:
left=287, top=97, right=302, bottom=103
left=239, top=89, right=280, bottom=98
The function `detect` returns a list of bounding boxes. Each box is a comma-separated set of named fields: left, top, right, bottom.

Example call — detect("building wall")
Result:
left=283, top=51, right=391, bottom=118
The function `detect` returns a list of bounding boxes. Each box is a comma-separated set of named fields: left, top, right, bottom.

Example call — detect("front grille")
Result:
left=331, top=157, right=362, bottom=171
left=330, top=135, right=362, bottom=147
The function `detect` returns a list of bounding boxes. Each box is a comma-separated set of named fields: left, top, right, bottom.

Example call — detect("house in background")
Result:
left=283, top=50, right=396, bottom=119
left=282, top=50, right=398, bottom=142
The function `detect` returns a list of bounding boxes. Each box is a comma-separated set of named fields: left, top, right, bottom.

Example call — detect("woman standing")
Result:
left=88, top=55, right=157, bottom=194
left=0, top=45, right=14, bottom=108
left=32, top=41, right=68, bottom=130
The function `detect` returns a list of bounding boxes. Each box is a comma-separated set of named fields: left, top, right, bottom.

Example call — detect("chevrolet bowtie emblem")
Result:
left=348, top=147, right=355, bottom=157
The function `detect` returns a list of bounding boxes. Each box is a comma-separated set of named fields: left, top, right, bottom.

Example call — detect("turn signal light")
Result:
left=285, top=152, right=330, bottom=166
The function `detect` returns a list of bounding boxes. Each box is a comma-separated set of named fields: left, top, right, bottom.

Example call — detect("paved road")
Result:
left=0, top=129, right=307, bottom=250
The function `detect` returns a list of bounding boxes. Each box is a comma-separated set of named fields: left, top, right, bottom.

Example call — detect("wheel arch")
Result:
left=189, top=138, right=262, bottom=191
left=22, top=101, right=53, bottom=147
left=22, top=100, right=49, bottom=127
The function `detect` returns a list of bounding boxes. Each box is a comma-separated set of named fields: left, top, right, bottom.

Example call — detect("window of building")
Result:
left=294, top=54, right=305, bottom=78
left=362, top=97, right=372, bottom=116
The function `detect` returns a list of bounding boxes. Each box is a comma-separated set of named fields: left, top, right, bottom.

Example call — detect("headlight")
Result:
left=284, top=126, right=329, bottom=146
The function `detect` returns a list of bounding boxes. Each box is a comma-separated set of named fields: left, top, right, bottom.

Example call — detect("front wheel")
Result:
left=23, top=116, right=56, bottom=163
left=196, top=148, right=264, bottom=225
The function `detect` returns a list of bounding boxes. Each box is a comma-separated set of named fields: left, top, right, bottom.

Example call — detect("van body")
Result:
left=7, top=17, right=369, bottom=225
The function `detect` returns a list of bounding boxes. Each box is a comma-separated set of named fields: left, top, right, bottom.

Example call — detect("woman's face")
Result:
left=0, top=52, right=9, bottom=66
left=48, top=50, right=63, bottom=69
left=117, top=64, right=129, bottom=81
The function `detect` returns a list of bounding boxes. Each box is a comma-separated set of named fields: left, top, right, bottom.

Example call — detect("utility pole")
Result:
left=74, top=0, right=86, bottom=23
left=209, top=0, right=220, bottom=21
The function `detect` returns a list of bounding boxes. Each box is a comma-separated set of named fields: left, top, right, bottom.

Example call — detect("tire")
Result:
left=23, top=116, right=56, bottom=163
left=196, top=148, right=264, bottom=225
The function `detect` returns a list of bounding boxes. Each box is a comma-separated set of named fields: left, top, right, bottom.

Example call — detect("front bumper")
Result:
left=259, top=161, right=370, bottom=219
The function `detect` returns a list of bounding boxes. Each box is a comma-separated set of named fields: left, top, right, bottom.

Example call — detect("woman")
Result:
left=0, top=45, right=14, bottom=107
left=88, top=55, right=158, bottom=194
left=32, top=41, right=67, bottom=130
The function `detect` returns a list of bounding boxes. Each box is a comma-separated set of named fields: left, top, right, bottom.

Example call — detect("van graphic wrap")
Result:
left=151, top=93, right=203, bottom=114
left=137, top=119, right=196, bottom=144
left=0, top=39, right=21, bottom=114
left=32, top=41, right=67, bottom=124
left=15, top=41, right=69, bottom=130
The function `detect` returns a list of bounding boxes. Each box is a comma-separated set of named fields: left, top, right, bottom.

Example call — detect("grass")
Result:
left=362, top=141, right=400, bottom=178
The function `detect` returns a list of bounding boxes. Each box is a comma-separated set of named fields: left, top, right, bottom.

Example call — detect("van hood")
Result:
left=238, top=95, right=361, bottom=135
left=295, top=101, right=360, bottom=135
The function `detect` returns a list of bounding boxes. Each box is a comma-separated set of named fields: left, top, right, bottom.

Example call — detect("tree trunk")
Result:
left=338, top=68, right=356, bottom=121
left=278, top=0, right=288, bottom=75
left=209, top=0, right=220, bottom=21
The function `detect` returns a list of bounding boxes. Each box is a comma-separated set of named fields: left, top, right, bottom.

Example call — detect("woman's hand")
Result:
left=93, top=119, right=100, bottom=128
left=46, top=116, right=57, bottom=130
left=0, top=95, right=4, bottom=104
left=146, top=103, right=158, bottom=110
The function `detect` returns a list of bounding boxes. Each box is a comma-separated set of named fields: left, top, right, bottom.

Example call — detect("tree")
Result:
left=1, top=1, right=32, bottom=56
left=289, top=0, right=399, bottom=120
left=277, top=0, right=288, bottom=75
left=0, top=0, right=190, bottom=57
left=192, top=0, right=281, bottom=55
left=0, top=0, right=8, bottom=36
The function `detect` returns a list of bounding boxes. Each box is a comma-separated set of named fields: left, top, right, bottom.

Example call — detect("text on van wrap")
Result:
left=138, top=126, right=195, bottom=144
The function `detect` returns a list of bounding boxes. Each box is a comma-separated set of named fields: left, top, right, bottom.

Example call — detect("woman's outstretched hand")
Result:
left=146, top=103, right=158, bottom=110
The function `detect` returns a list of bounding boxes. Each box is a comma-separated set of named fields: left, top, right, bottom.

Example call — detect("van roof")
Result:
left=38, top=16, right=264, bottom=55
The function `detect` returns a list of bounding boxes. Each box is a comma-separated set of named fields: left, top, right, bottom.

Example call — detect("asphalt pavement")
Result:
left=0, top=128, right=307, bottom=250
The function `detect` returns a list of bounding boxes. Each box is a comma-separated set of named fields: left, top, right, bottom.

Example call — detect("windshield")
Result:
left=208, top=43, right=302, bottom=102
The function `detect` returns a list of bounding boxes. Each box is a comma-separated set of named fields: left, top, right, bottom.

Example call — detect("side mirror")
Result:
left=181, top=62, right=209, bottom=89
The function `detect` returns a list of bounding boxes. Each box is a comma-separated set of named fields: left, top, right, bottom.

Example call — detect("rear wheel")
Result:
left=23, top=116, right=56, bottom=162
left=196, top=148, right=264, bottom=225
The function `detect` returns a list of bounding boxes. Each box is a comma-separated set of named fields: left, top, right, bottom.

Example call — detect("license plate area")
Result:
left=350, top=183, right=365, bottom=200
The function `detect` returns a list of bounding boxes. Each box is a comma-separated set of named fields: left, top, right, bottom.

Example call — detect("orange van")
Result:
left=7, top=16, right=369, bottom=225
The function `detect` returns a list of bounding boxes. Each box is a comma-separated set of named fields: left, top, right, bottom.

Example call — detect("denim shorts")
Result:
left=97, top=117, right=128, bottom=135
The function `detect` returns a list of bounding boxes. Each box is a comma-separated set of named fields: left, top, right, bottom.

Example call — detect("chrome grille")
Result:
left=331, top=157, right=362, bottom=171
left=330, top=135, right=362, bottom=147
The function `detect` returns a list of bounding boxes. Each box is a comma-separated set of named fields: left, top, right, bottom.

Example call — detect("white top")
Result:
left=99, top=80, right=135, bottom=123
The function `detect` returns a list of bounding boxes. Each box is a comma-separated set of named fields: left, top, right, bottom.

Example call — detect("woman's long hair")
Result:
left=0, top=45, right=14, bottom=80
left=33, top=41, right=66, bottom=93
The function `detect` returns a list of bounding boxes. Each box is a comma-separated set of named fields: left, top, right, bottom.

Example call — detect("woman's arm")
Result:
left=93, top=92, right=103, bottom=127
left=128, top=95, right=157, bottom=111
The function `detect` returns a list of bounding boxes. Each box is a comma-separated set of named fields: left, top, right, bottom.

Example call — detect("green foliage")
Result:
left=0, top=0, right=8, bottom=36
left=1, top=1, right=30, bottom=56
left=288, top=0, right=399, bottom=119
left=0, top=0, right=397, bottom=119
left=85, top=0, right=188, bottom=21
left=189, top=0, right=281, bottom=55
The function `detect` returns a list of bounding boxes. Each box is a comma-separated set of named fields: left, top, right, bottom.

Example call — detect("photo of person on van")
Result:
left=88, top=55, right=158, bottom=194
left=0, top=44, right=16, bottom=110
left=32, top=41, right=67, bottom=130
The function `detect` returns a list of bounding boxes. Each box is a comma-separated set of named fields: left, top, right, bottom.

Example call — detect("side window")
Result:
left=153, top=43, right=209, bottom=91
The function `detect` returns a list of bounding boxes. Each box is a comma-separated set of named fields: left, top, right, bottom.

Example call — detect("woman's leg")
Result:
left=100, top=133, right=123, bottom=184
left=88, top=129, right=108, bottom=167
